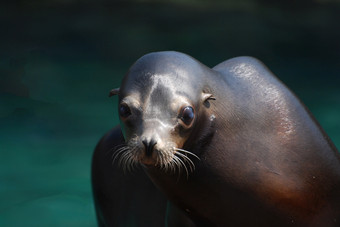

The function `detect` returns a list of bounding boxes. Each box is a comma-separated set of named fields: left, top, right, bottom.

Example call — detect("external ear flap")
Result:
left=109, top=88, right=120, bottom=97
left=202, top=93, right=216, bottom=102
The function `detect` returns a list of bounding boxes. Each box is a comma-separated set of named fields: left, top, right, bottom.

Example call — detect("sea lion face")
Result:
left=118, top=73, right=198, bottom=170
left=111, top=52, right=214, bottom=173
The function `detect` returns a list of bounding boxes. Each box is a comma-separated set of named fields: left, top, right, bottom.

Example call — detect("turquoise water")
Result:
left=1, top=1, right=339, bottom=226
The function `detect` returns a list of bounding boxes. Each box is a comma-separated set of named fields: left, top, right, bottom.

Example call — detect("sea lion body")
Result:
left=92, top=51, right=340, bottom=226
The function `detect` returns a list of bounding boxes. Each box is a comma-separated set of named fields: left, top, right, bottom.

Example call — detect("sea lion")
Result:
left=92, top=51, right=340, bottom=226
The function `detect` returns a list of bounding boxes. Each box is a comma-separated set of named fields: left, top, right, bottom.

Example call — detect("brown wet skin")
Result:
left=92, top=51, right=340, bottom=226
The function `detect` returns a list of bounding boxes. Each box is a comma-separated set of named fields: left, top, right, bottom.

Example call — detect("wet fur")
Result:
left=92, top=51, right=340, bottom=226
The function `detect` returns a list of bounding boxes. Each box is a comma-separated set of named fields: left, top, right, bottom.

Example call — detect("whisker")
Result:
left=124, top=155, right=130, bottom=173
left=174, top=148, right=200, bottom=160
left=119, top=151, right=131, bottom=170
left=172, top=156, right=182, bottom=181
left=120, top=153, right=127, bottom=173
left=170, top=153, right=178, bottom=174
left=176, top=156, right=189, bottom=179
left=126, top=155, right=135, bottom=173
left=155, top=150, right=162, bottom=167
left=112, top=146, right=129, bottom=165
left=175, top=152, right=195, bottom=172
left=161, top=152, right=169, bottom=172
left=106, top=143, right=126, bottom=156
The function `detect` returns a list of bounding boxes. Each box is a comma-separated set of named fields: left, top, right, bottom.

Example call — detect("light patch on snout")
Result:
left=111, top=135, right=200, bottom=178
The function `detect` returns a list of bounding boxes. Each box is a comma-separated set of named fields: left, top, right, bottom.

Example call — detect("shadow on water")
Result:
left=0, top=0, right=339, bottom=226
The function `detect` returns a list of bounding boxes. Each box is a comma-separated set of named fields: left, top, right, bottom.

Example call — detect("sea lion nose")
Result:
left=142, top=139, right=157, bottom=156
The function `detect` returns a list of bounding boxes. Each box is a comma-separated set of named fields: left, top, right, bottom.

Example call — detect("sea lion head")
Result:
left=110, top=51, right=216, bottom=174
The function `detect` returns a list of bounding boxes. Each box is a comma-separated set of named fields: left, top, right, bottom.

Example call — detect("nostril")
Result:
left=142, top=139, right=157, bottom=156
left=142, top=140, right=148, bottom=149
left=149, top=139, right=157, bottom=151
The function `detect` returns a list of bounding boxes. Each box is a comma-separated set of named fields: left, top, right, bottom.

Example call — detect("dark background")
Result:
left=1, top=0, right=339, bottom=226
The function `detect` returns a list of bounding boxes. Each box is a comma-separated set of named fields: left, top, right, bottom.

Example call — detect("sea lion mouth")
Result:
left=111, top=140, right=200, bottom=178
left=141, top=159, right=156, bottom=166
left=140, top=154, right=158, bottom=166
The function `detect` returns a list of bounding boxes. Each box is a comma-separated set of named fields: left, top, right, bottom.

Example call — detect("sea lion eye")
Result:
left=119, top=103, right=131, bottom=118
left=180, top=106, right=194, bottom=125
